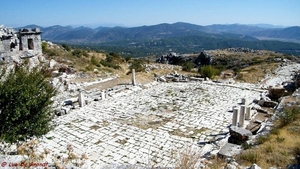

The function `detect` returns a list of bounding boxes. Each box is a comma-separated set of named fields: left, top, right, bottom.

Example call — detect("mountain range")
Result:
left=20, top=22, right=300, bottom=56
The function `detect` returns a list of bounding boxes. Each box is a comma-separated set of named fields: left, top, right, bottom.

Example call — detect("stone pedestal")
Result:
left=238, top=106, right=245, bottom=127
left=245, top=106, right=252, bottom=120
left=132, top=69, right=136, bottom=86
left=78, top=91, right=85, bottom=107
left=232, top=108, right=239, bottom=126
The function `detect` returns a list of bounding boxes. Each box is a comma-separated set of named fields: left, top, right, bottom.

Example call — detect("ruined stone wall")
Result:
left=19, top=28, right=42, bottom=55
left=0, top=26, right=42, bottom=63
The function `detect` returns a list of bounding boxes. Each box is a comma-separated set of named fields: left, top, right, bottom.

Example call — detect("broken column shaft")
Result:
left=78, top=91, right=85, bottom=107
left=238, top=105, right=246, bottom=127
left=132, top=69, right=136, bottom=86
left=232, top=108, right=239, bottom=126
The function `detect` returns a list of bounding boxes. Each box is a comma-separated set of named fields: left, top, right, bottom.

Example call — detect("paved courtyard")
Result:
left=40, top=81, right=263, bottom=168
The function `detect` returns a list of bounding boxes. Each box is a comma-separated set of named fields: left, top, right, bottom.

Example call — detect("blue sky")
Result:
left=1, top=0, right=299, bottom=28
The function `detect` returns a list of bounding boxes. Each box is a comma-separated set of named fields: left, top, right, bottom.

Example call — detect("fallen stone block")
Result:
left=218, top=143, right=242, bottom=158
left=228, top=126, right=252, bottom=145
left=268, top=86, right=285, bottom=99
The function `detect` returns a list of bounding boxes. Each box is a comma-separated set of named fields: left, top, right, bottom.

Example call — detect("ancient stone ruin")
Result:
left=0, top=25, right=42, bottom=64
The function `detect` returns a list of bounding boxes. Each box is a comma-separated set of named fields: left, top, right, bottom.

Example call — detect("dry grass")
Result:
left=236, top=62, right=279, bottom=83
left=237, top=116, right=300, bottom=168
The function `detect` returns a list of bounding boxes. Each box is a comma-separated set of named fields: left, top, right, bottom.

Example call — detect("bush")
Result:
left=124, top=56, right=132, bottom=62
left=0, top=66, right=57, bottom=143
left=198, top=65, right=220, bottom=79
left=42, top=42, right=48, bottom=52
left=256, top=134, right=271, bottom=144
left=90, top=56, right=100, bottom=67
left=72, top=49, right=89, bottom=58
left=100, top=53, right=123, bottom=69
left=62, top=44, right=71, bottom=52
left=182, top=62, right=194, bottom=72
left=239, top=150, right=260, bottom=163
left=278, top=105, right=300, bottom=127
left=129, top=59, right=144, bottom=73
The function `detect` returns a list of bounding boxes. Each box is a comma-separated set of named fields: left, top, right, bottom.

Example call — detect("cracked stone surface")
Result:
left=40, top=81, right=262, bottom=167
left=38, top=62, right=300, bottom=168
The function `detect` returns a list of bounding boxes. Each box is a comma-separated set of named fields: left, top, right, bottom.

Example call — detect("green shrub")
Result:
left=256, top=134, right=271, bottom=144
left=61, top=44, right=71, bottom=51
left=100, top=53, right=124, bottom=69
left=124, top=56, right=132, bottom=62
left=129, top=59, right=144, bottom=73
left=278, top=105, right=300, bottom=127
left=270, top=128, right=280, bottom=135
left=90, top=56, right=100, bottom=67
left=72, top=49, right=89, bottom=58
left=275, top=137, right=285, bottom=143
left=0, top=66, right=57, bottom=143
left=198, top=65, right=220, bottom=79
left=241, top=142, right=252, bottom=150
left=100, top=60, right=121, bottom=69
left=42, top=42, right=48, bottom=52
left=182, top=62, right=194, bottom=72
left=239, top=150, right=260, bottom=163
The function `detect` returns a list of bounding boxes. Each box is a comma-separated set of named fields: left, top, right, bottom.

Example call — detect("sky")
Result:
left=1, top=0, right=299, bottom=28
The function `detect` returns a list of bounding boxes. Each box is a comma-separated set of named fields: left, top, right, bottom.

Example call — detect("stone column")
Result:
left=78, top=91, right=85, bottom=107
left=241, top=98, right=246, bottom=105
left=232, top=108, right=239, bottom=126
left=245, top=106, right=252, bottom=120
left=101, top=91, right=106, bottom=100
left=132, top=69, right=136, bottom=86
left=238, top=105, right=246, bottom=127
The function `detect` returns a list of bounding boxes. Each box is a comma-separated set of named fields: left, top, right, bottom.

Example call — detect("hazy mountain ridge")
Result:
left=20, top=22, right=299, bottom=42
left=18, top=22, right=300, bottom=56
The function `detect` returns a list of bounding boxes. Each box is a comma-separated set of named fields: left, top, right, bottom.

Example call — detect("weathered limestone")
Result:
left=132, top=69, right=136, bottom=86
left=39, top=82, right=263, bottom=168
left=0, top=26, right=42, bottom=64
left=228, top=126, right=252, bottom=145
left=218, top=143, right=242, bottom=158
left=245, top=106, right=251, bottom=120
left=238, top=106, right=245, bottom=127
left=101, top=91, right=106, bottom=100
left=78, top=91, right=85, bottom=107
left=232, top=108, right=239, bottom=126
left=241, top=98, right=246, bottom=105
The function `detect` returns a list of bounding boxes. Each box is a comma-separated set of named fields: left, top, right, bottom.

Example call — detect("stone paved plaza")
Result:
left=40, top=81, right=263, bottom=168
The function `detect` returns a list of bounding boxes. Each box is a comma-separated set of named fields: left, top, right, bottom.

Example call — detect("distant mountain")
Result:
left=248, top=23, right=286, bottom=29
left=205, top=24, right=300, bottom=41
left=34, top=22, right=258, bottom=43
left=206, top=24, right=266, bottom=35
left=15, top=22, right=300, bottom=56
left=250, top=26, right=300, bottom=41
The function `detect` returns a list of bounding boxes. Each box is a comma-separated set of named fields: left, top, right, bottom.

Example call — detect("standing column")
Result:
left=232, top=108, right=239, bottom=126
left=132, top=69, right=136, bottom=86
left=239, top=105, right=246, bottom=127
left=241, top=98, right=246, bottom=105
left=101, top=91, right=106, bottom=100
left=245, top=106, right=252, bottom=120
left=78, top=91, right=85, bottom=107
